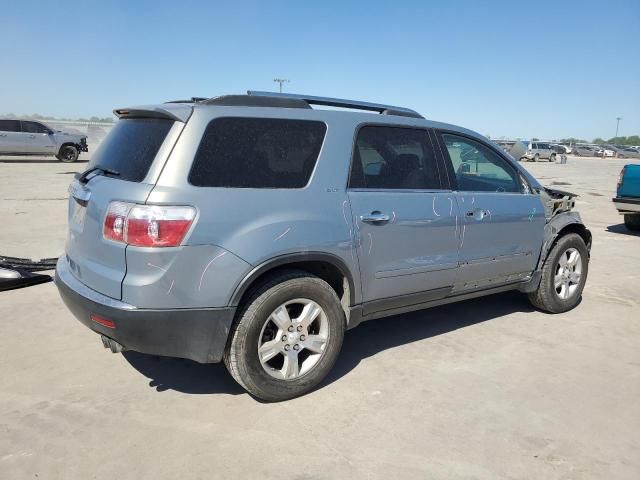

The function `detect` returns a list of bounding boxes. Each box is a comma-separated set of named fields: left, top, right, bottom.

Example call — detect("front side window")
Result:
left=189, top=118, right=326, bottom=188
left=0, top=120, right=20, bottom=132
left=21, top=121, right=48, bottom=134
left=442, top=133, right=520, bottom=193
left=349, top=126, right=441, bottom=189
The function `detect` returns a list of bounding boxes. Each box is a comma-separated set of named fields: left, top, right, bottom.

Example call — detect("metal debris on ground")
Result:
left=0, top=256, right=58, bottom=291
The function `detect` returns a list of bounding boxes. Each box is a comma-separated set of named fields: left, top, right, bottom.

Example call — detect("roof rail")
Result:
left=199, top=94, right=310, bottom=109
left=246, top=91, right=424, bottom=119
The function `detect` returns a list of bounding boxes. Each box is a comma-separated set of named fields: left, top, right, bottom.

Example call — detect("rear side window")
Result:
left=88, top=118, right=173, bottom=183
left=0, top=120, right=20, bottom=132
left=348, top=126, right=441, bottom=189
left=189, top=118, right=326, bottom=188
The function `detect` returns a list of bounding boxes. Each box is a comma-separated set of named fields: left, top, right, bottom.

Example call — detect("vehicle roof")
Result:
left=0, top=118, right=49, bottom=123
left=116, top=91, right=486, bottom=142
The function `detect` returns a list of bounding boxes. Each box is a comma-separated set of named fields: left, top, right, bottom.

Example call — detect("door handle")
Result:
left=466, top=209, right=489, bottom=220
left=361, top=211, right=390, bottom=224
left=27, top=135, right=35, bottom=139
left=0, top=133, right=7, bottom=137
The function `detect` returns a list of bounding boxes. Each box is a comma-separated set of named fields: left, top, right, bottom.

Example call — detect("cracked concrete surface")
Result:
left=0, top=156, right=638, bottom=479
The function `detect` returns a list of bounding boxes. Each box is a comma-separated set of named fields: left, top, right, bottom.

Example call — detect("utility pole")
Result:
left=273, top=78, right=290, bottom=93
left=615, top=117, right=622, bottom=138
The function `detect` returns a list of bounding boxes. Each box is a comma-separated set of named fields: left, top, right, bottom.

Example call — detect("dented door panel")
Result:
left=453, top=192, right=545, bottom=291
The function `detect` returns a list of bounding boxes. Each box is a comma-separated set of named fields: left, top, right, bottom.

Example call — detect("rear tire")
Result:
left=56, top=145, right=79, bottom=163
left=624, top=214, right=640, bottom=231
left=528, top=233, right=589, bottom=313
left=224, top=270, right=345, bottom=402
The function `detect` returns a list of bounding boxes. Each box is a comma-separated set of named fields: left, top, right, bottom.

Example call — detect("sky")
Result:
left=1, top=0, right=638, bottom=140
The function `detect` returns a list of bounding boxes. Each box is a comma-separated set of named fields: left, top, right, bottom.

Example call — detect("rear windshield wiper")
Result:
left=76, top=166, right=120, bottom=184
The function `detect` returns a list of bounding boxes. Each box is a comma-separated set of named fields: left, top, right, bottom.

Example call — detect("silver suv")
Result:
left=0, top=119, right=88, bottom=162
left=521, top=142, right=557, bottom=162
left=55, top=92, right=591, bottom=401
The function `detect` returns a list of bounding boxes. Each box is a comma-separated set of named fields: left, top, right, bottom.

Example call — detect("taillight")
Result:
left=103, top=201, right=130, bottom=242
left=103, top=202, right=196, bottom=247
left=617, top=167, right=626, bottom=190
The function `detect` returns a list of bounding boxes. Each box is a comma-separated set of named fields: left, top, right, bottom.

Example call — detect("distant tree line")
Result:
left=486, top=135, right=639, bottom=145
left=590, top=136, right=640, bottom=146
left=555, top=136, right=640, bottom=145
left=1, top=113, right=114, bottom=123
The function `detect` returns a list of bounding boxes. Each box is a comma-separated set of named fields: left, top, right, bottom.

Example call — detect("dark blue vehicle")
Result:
left=613, top=164, right=640, bottom=231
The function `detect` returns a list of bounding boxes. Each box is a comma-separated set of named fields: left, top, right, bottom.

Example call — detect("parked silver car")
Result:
left=573, top=145, right=599, bottom=157
left=0, top=119, right=88, bottom=162
left=619, top=147, right=640, bottom=159
left=55, top=91, right=591, bottom=401
left=521, top=142, right=557, bottom=162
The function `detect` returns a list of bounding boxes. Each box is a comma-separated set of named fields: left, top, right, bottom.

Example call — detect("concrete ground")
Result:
left=0, top=155, right=638, bottom=479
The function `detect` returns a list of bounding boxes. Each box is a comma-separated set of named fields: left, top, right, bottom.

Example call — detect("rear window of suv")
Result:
left=189, top=118, right=326, bottom=188
left=88, top=118, right=173, bottom=182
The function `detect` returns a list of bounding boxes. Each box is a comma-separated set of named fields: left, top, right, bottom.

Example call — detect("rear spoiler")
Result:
left=113, top=104, right=193, bottom=123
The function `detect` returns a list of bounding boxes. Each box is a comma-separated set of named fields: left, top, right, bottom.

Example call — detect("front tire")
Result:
left=624, top=214, right=640, bottom=231
left=528, top=233, right=589, bottom=313
left=224, top=270, right=345, bottom=401
left=550, top=153, right=556, bottom=163
left=56, top=145, right=79, bottom=163
left=534, top=153, right=540, bottom=162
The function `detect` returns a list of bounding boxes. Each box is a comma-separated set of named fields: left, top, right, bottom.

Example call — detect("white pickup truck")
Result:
left=0, top=119, right=88, bottom=162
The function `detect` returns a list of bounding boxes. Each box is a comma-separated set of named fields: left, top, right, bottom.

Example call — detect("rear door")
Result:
left=65, top=116, right=181, bottom=299
left=20, top=121, right=57, bottom=154
left=347, top=125, right=459, bottom=313
left=0, top=119, right=22, bottom=153
left=437, top=131, right=545, bottom=292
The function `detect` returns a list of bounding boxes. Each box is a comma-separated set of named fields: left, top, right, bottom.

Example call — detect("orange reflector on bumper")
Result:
left=91, top=314, right=115, bottom=329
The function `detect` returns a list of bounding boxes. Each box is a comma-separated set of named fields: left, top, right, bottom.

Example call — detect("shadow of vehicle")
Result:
left=122, top=351, right=244, bottom=395
left=606, top=223, right=640, bottom=236
left=321, top=291, right=536, bottom=388
left=123, top=291, right=535, bottom=398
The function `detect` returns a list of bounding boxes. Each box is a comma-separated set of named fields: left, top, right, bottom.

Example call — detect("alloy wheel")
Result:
left=554, top=247, right=582, bottom=300
left=257, top=298, right=329, bottom=380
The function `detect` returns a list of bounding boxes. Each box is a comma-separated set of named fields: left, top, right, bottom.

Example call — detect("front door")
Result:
left=438, top=132, right=545, bottom=292
left=347, top=125, right=459, bottom=314
left=20, top=121, right=58, bottom=154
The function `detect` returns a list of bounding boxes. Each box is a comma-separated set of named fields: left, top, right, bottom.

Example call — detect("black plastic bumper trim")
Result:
left=55, top=269, right=235, bottom=363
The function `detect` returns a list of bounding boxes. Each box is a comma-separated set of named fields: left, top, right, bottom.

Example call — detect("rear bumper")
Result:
left=613, top=197, right=640, bottom=213
left=54, top=257, right=235, bottom=363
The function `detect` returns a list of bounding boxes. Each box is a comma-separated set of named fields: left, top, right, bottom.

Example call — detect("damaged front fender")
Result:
left=519, top=188, right=592, bottom=294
